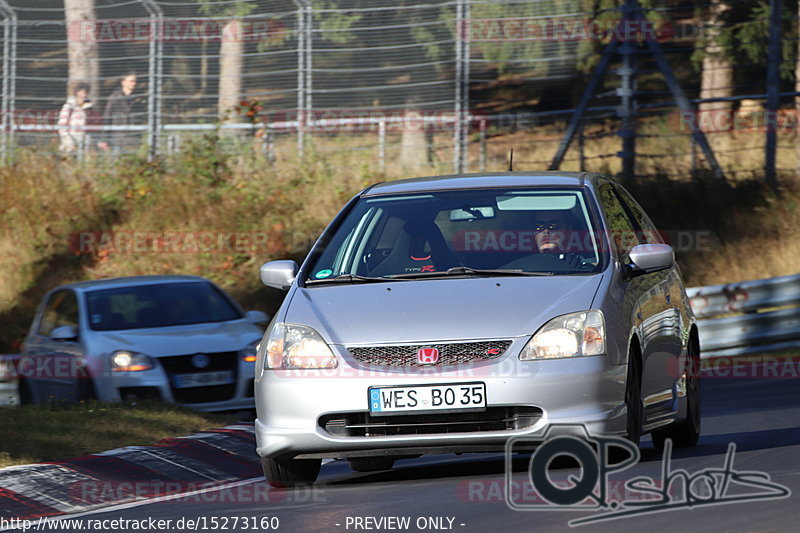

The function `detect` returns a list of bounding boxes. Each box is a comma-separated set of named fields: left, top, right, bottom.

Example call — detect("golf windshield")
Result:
left=86, top=282, right=242, bottom=331
left=306, top=188, right=603, bottom=282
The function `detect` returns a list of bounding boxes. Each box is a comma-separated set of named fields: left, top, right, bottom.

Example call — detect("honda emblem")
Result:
left=417, top=347, right=440, bottom=365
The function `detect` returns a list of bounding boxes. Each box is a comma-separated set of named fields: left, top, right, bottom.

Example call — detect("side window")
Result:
left=38, top=290, right=79, bottom=337
left=598, top=184, right=639, bottom=262
left=615, top=186, right=665, bottom=245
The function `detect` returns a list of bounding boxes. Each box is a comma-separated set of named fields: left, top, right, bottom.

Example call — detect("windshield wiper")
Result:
left=306, top=274, right=400, bottom=285
left=386, top=267, right=555, bottom=279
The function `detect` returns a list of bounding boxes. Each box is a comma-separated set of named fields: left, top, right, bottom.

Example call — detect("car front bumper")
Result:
left=255, top=352, right=629, bottom=459
left=101, top=360, right=256, bottom=412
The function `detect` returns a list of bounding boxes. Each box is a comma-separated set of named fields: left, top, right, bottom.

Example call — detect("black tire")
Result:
left=652, top=337, right=701, bottom=450
left=261, top=456, right=321, bottom=488
left=17, top=378, right=33, bottom=405
left=348, top=457, right=396, bottom=472
left=76, top=375, right=97, bottom=402
left=625, top=347, right=644, bottom=446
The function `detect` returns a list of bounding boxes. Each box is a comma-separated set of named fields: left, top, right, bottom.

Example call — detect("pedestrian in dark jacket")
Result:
left=103, top=72, right=139, bottom=154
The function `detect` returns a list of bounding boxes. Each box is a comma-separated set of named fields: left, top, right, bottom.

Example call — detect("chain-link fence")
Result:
left=0, top=0, right=795, bottom=182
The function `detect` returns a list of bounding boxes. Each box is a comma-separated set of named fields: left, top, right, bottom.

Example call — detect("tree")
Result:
left=197, top=1, right=255, bottom=123
left=697, top=0, right=733, bottom=116
left=64, top=0, right=99, bottom=99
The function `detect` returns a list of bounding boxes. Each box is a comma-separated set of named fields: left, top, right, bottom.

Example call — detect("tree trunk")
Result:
left=399, top=108, right=431, bottom=171
left=699, top=0, right=733, bottom=116
left=64, top=0, right=99, bottom=98
left=218, top=20, right=243, bottom=123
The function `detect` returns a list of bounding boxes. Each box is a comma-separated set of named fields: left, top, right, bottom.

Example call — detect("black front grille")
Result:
left=320, top=407, right=542, bottom=437
left=348, top=340, right=512, bottom=367
left=159, top=351, right=238, bottom=404
left=172, top=384, right=237, bottom=404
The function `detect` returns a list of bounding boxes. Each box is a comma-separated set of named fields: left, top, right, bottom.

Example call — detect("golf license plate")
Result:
left=369, top=382, right=486, bottom=415
left=172, top=370, right=234, bottom=389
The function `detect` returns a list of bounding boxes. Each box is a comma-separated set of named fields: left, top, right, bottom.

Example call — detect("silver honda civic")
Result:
left=254, top=172, right=700, bottom=486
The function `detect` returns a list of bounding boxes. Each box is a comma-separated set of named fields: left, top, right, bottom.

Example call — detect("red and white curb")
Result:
left=0, top=424, right=263, bottom=521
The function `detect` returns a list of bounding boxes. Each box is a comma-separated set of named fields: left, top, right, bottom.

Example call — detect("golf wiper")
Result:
left=306, top=274, right=398, bottom=285
left=387, top=267, right=555, bottom=279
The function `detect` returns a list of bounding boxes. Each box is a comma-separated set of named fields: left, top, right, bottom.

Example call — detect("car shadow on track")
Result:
left=319, top=451, right=622, bottom=487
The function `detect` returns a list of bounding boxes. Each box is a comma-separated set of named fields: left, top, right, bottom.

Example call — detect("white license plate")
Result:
left=369, top=382, right=486, bottom=415
left=172, top=371, right=234, bottom=389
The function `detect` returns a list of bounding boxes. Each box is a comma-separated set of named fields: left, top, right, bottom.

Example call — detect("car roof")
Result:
left=57, top=275, right=212, bottom=293
left=363, top=171, right=604, bottom=196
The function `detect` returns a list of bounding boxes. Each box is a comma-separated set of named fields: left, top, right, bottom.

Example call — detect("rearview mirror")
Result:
left=260, top=260, right=298, bottom=291
left=627, top=244, right=674, bottom=277
left=449, top=207, right=495, bottom=221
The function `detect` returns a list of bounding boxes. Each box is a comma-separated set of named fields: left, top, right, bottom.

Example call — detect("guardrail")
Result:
left=687, top=274, right=800, bottom=357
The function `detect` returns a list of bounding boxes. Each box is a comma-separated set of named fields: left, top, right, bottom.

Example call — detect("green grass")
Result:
left=0, top=400, right=237, bottom=468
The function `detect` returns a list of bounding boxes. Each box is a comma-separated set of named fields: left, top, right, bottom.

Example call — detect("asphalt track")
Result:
left=24, top=368, right=800, bottom=533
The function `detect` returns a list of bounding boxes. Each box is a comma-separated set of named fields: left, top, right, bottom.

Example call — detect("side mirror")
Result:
left=50, top=325, right=78, bottom=341
left=246, top=310, right=270, bottom=324
left=627, top=244, right=674, bottom=278
left=260, top=260, right=298, bottom=291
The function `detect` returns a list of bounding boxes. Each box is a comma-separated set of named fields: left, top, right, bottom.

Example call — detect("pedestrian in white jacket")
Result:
left=58, top=83, right=101, bottom=155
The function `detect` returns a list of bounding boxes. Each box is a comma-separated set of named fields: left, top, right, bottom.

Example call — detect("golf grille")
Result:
left=347, top=340, right=512, bottom=367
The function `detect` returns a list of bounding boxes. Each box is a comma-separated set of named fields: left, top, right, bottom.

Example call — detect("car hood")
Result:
left=285, top=275, right=604, bottom=344
left=91, top=321, right=262, bottom=357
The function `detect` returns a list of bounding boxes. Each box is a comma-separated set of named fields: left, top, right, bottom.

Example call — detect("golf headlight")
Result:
left=239, top=340, right=259, bottom=363
left=260, top=323, right=338, bottom=369
left=111, top=350, right=154, bottom=372
left=519, top=310, right=606, bottom=360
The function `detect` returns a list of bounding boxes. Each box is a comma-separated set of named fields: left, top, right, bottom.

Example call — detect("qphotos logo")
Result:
left=504, top=424, right=791, bottom=527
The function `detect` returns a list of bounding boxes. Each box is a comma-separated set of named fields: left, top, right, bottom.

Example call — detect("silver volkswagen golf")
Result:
left=21, top=275, right=268, bottom=411
left=255, top=172, right=700, bottom=486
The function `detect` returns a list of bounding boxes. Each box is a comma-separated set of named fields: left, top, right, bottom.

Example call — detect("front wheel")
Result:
left=261, top=456, right=321, bottom=488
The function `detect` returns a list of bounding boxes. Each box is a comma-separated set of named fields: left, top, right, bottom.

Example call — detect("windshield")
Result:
left=306, top=188, right=603, bottom=283
left=86, top=282, right=243, bottom=331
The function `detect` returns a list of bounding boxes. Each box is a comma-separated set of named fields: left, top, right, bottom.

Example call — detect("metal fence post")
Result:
left=293, top=1, right=310, bottom=158
left=378, top=119, right=386, bottom=174
left=305, top=2, right=313, bottom=152
left=765, top=0, right=782, bottom=188
left=141, top=0, right=163, bottom=160
left=0, top=1, right=16, bottom=164
left=454, top=0, right=464, bottom=173
left=479, top=119, right=486, bottom=172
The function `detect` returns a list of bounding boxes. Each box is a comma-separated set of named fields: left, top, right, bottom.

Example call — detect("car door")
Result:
left=615, top=185, right=687, bottom=393
left=597, top=183, right=674, bottom=420
left=23, top=289, right=85, bottom=402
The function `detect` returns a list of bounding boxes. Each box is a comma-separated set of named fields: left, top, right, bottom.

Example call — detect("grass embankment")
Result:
left=1, top=129, right=799, bottom=353
left=0, top=400, right=236, bottom=468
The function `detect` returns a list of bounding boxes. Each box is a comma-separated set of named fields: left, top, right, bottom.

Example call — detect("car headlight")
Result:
left=259, top=323, right=338, bottom=370
left=111, top=350, right=154, bottom=372
left=239, top=340, right=259, bottom=363
left=519, top=310, right=605, bottom=360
